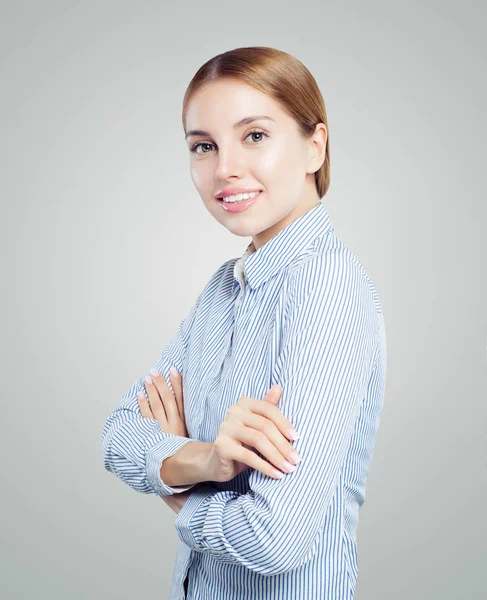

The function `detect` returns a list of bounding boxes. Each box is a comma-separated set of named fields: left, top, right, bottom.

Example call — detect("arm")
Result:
left=173, top=253, right=383, bottom=575
left=101, top=291, right=205, bottom=496
left=162, top=485, right=199, bottom=514
left=162, top=480, right=224, bottom=514
left=159, top=440, right=215, bottom=487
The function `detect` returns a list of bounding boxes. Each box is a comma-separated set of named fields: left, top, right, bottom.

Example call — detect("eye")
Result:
left=244, top=130, right=267, bottom=144
left=190, top=142, right=215, bottom=155
left=190, top=129, right=268, bottom=155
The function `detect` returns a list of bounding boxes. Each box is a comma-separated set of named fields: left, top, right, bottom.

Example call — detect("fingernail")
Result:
left=145, top=375, right=152, bottom=385
left=282, top=461, right=296, bottom=473
left=289, top=452, right=301, bottom=465
left=150, top=369, right=159, bottom=377
left=289, top=429, right=300, bottom=440
left=170, top=367, right=179, bottom=377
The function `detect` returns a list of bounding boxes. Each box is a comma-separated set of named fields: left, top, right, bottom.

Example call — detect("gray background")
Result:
left=1, top=1, right=486, bottom=598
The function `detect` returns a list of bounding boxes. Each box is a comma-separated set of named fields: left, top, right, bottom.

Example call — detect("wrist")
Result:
left=160, top=441, right=215, bottom=487
left=202, top=442, right=220, bottom=483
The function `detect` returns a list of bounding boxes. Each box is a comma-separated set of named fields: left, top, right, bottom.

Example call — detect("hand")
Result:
left=207, top=385, right=301, bottom=483
left=137, top=367, right=188, bottom=437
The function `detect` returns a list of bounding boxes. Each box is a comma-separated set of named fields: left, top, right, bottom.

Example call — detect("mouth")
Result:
left=216, top=190, right=262, bottom=213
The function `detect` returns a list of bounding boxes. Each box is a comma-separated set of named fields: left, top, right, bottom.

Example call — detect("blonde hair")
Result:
left=182, top=46, right=331, bottom=198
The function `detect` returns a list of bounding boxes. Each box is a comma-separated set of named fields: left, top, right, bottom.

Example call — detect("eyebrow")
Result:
left=185, top=115, right=275, bottom=140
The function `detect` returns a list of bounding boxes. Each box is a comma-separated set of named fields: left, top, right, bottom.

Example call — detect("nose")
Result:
left=214, top=144, right=245, bottom=181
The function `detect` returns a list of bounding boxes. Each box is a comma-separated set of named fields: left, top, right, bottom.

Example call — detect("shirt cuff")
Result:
left=145, top=434, right=201, bottom=496
left=174, top=484, right=240, bottom=552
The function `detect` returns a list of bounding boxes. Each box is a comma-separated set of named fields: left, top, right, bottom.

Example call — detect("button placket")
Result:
left=233, top=278, right=247, bottom=344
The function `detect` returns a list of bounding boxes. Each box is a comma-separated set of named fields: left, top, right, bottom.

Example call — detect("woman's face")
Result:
left=184, top=78, right=327, bottom=250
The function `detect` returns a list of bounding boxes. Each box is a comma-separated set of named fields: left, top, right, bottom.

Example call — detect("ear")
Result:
left=307, top=123, right=327, bottom=173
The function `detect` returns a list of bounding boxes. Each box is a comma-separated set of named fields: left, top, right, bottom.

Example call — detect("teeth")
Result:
left=221, top=191, right=260, bottom=203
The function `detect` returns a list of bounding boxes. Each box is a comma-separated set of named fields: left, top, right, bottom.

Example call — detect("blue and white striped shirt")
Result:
left=102, top=200, right=387, bottom=599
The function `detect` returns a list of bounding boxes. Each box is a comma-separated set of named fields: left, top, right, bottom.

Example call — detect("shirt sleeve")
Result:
left=101, top=291, right=203, bottom=497
left=173, top=252, right=382, bottom=574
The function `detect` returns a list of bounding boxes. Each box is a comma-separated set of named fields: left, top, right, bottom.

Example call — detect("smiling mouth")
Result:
left=216, top=190, right=262, bottom=212
left=217, top=191, right=262, bottom=203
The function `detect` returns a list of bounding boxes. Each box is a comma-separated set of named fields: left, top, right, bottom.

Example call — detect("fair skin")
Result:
left=139, top=80, right=328, bottom=514
left=184, top=77, right=327, bottom=250
left=138, top=370, right=298, bottom=514
left=138, top=369, right=191, bottom=514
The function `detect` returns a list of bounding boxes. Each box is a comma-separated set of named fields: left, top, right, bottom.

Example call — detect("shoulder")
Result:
left=190, top=257, right=239, bottom=315
left=287, top=235, right=383, bottom=317
left=280, top=238, right=383, bottom=350
left=199, top=257, right=237, bottom=296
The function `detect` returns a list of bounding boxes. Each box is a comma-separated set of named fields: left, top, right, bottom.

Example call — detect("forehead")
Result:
left=185, top=79, right=284, bottom=128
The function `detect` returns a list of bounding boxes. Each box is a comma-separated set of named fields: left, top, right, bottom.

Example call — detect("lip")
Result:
left=217, top=190, right=262, bottom=213
left=215, top=187, right=263, bottom=199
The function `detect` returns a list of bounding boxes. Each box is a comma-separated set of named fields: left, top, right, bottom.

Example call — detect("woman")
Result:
left=102, top=46, right=387, bottom=600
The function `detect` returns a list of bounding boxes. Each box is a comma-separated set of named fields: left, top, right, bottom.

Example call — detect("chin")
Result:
left=224, top=222, right=257, bottom=237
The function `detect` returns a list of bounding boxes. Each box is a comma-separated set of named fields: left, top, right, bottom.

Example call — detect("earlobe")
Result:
left=307, top=145, right=326, bottom=173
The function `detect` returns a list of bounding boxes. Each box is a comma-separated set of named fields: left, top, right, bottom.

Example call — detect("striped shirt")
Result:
left=102, top=200, right=387, bottom=600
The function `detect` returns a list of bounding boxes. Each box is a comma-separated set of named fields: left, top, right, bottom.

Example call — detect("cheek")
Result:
left=190, top=158, right=215, bottom=186
left=190, top=165, right=219, bottom=213
left=258, top=142, right=288, bottom=173
left=258, top=144, right=307, bottom=195
left=190, top=165, right=204, bottom=190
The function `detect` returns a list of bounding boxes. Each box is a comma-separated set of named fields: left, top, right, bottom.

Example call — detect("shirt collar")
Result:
left=233, top=200, right=334, bottom=291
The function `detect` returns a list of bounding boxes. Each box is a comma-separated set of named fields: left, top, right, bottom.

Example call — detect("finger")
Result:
left=238, top=394, right=298, bottom=441
left=144, top=375, right=168, bottom=429
left=264, top=384, right=282, bottom=405
left=228, top=438, right=286, bottom=480
left=149, top=370, right=179, bottom=423
left=137, top=390, right=154, bottom=419
left=231, top=422, right=298, bottom=475
left=169, top=367, right=185, bottom=422
left=237, top=409, right=301, bottom=466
